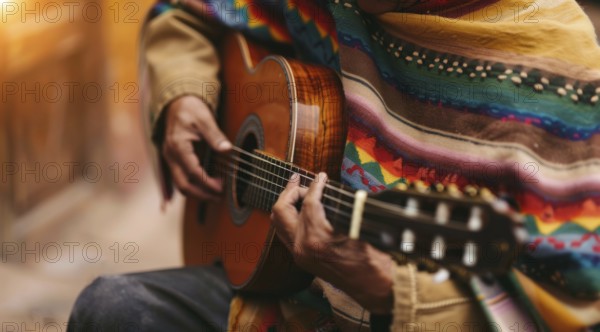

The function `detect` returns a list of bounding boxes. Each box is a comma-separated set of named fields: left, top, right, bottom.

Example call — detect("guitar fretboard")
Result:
left=241, top=151, right=355, bottom=231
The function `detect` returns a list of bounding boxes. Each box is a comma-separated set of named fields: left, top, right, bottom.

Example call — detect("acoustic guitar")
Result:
left=183, top=34, right=527, bottom=295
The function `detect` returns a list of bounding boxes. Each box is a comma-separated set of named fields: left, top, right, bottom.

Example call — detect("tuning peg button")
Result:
left=491, top=200, right=510, bottom=213
left=406, top=198, right=419, bottom=217
left=431, top=236, right=446, bottom=260
left=414, top=180, right=429, bottom=193
left=435, top=202, right=450, bottom=224
left=434, top=183, right=445, bottom=193
left=464, top=185, right=478, bottom=197
left=479, top=188, right=495, bottom=202
left=401, top=229, right=415, bottom=253
left=447, top=184, right=462, bottom=198
left=463, top=241, right=478, bottom=267
left=468, top=206, right=483, bottom=231
left=395, top=182, right=408, bottom=191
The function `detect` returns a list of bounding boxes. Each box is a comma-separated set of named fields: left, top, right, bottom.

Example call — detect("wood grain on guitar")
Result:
left=183, top=34, right=527, bottom=295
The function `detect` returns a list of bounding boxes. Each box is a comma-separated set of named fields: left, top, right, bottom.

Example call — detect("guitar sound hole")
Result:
left=234, top=133, right=259, bottom=208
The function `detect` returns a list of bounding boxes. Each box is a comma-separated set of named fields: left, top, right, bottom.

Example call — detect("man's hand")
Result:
left=162, top=95, right=232, bottom=200
left=271, top=173, right=394, bottom=314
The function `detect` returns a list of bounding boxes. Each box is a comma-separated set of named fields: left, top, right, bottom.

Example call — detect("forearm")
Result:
left=141, top=8, right=225, bottom=131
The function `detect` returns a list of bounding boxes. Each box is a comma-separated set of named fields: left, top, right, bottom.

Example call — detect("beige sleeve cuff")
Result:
left=141, top=8, right=224, bottom=130
left=391, top=263, right=487, bottom=330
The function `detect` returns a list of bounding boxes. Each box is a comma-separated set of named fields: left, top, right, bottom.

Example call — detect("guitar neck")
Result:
left=225, top=148, right=525, bottom=277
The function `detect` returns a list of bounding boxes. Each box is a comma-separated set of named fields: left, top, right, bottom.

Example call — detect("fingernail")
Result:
left=218, top=140, right=232, bottom=150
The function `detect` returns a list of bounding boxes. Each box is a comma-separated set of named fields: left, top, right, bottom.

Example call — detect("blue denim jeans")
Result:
left=67, top=265, right=232, bottom=332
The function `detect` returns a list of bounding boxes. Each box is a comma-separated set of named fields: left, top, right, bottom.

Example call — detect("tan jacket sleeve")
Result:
left=141, top=8, right=225, bottom=131
left=390, top=263, right=487, bottom=331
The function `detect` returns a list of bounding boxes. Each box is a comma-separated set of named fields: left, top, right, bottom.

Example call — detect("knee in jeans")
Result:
left=70, top=275, right=146, bottom=331
left=80, top=275, right=138, bottom=307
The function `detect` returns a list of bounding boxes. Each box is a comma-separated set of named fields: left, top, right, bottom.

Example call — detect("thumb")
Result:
left=199, top=114, right=232, bottom=152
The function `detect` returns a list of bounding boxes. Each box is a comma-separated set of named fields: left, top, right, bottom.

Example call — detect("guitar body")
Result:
left=183, top=34, right=346, bottom=294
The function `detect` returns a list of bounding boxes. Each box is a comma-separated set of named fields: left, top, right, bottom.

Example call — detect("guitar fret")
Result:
left=323, top=187, right=339, bottom=230
left=267, top=159, right=274, bottom=210
left=259, top=157, right=267, bottom=210
left=254, top=156, right=261, bottom=210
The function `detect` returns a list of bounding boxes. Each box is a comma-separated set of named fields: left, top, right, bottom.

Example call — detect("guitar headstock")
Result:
left=354, top=181, right=527, bottom=278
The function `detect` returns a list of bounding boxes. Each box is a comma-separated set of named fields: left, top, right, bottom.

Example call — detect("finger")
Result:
left=271, top=175, right=306, bottom=244
left=307, top=172, right=327, bottom=196
left=302, top=172, right=333, bottom=231
left=167, top=159, right=220, bottom=201
left=165, top=139, right=223, bottom=193
left=273, top=175, right=302, bottom=221
left=196, top=111, right=232, bottom=153
left=304, top=172, right=328, bottom=214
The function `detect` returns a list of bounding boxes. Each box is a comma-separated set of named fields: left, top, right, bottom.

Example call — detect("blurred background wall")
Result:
left=0, top=0, right=185, bottom=327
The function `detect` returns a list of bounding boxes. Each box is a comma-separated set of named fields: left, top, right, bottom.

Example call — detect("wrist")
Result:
left=359, top=248, right=395, bottom=314
left=365, top=271, right=393, bottom=315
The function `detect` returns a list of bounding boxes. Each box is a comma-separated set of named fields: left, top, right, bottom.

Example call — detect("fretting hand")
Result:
left=271, top=173, right=395, bottom=314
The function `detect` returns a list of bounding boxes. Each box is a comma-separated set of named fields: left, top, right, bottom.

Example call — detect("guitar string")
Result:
left=217, top=167, right=389, bottom=235
left=224, top=147, right=468, bottom=220
left=217, top=167, right=452, bottom=259
left=214, top=153, right=444, bottom=221
left=226, top=145, right=502, bottom=227
left=215, top=157, right=356, bottom=210
left=229, top=146, right=356, bottom=198
left=213, top=155, right=445, bottom=226
left=215, top=154, right=408, bottom=218
left=213, top=156, right=403, bottom=226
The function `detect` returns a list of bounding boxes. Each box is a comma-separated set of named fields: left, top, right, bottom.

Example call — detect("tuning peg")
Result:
left=464, top=185, right=478, bottom=197
left=491, top=199, right=510, bottom=213
left=463, top=241, right=477, bottom=267
left=414, top=180, right=429, bottom=193
left=405, top=197, right=419, bottom=217
left=447, top=184, right=462, bottom=198
left=434, top=183, right=445, bottom=193
left=395, top=182, right=408, bottom=191
left=401, top=229, right=415, bottom=253
left=479, top=187, right=495, bottom=202
left=431, top=236, right=446, bottom=260
left=435, top=202, right=450, bottom=224
left=467, top=206, right=483, bottom=231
